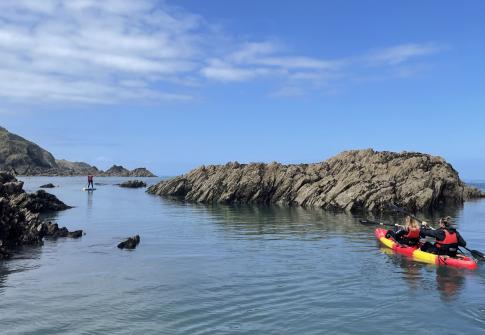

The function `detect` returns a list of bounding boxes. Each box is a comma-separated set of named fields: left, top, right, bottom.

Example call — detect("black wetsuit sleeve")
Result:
left=420, top=228, right=445, bottom=240
left=456, top=231, right=466, bottom=247
left=395, top=229, right=407, bottom=239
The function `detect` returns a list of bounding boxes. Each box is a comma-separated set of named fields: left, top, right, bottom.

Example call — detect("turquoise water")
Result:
left=1, top=177, right=484, bottom=334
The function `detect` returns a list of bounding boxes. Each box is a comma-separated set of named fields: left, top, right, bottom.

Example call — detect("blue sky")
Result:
left=1, top=0, right=484, bottom=178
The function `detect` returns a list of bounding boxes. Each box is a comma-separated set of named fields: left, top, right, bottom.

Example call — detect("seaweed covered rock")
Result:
left=148, top=149, right=485, bottom=213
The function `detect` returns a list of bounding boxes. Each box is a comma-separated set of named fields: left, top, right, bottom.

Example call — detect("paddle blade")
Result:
left=470, top=249, right=485, bottom=261
left=359, top=219, right=381, bottom=226
left=359, top=220, right=395, bottom=227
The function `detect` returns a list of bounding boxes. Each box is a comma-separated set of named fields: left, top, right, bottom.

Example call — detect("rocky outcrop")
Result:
left=148, top=149, right=485, bottom=213
left=100, top=165, right=156, bottom=177
left=119, top=180, right=147, bottom=188
left=55, top=159, right=100, bottom=176
left=117, top=235, right=140, bottom=249
left=102, top=165, right=129, bottom=176
left=0, top=126, right=58, bottom=174
left=128, top=168, right=156, bottom=177
left=39, top=183, right=55, bottom=188
left=0, top=125, right=156, bottom=177
left=0, top=172, right=80, bottom=259
left=10, top=190, right=71, bottom=213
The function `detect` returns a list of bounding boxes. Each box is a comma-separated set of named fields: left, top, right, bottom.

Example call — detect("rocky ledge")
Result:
left=0, top=172, right=81, bottom=259
left=147, top=149, right=485, bottom=213
left=119, top=180, right=147, bottom=188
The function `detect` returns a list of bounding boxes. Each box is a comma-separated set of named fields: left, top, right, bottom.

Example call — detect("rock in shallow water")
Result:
left=119, top=180, right=146, bottom=188
left=39, top=183, right=55, bottom=188
left=0, top=172, right=81, bottom=259
left=117, top=235, right=140, bottom=249
left=147, top=149, right=485, bottom=213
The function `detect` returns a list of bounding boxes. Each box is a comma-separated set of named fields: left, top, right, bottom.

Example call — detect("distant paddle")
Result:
left=359, top=219, right=400, bottom=228
left=389, top=203, right=485, bottom=262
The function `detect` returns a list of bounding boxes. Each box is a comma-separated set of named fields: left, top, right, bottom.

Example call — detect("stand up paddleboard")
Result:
left=83, top=187, right=96, bottom=191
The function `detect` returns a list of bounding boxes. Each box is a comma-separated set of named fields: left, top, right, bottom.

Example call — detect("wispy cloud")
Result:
left=364, top=43, right=444, bottom=66
left=0, top=1, right=445, bottom=103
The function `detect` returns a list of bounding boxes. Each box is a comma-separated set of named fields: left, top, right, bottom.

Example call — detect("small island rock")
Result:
left=119, top=180, right=147, bottom=188
left=117, top=235, right=140, bottom=249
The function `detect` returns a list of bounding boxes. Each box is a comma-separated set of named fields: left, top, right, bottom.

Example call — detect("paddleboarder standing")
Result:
left=87, top=174, right=94, bottom=189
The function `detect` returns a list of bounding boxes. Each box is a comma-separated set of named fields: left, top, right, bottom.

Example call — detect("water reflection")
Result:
left=190, top=203, right=367, bottom=238
left=380, top=247, right=468, bottom=301
left=87, top=190, right=94, bottom=210
left=435, top=267, right=466, bottom=302
left=0, top=262, right=8, bottom=294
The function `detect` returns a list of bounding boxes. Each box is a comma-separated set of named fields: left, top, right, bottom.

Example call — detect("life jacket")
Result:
left=434, top=229, right=458, bottom=255
left=404, top=227, right=420, bottom=240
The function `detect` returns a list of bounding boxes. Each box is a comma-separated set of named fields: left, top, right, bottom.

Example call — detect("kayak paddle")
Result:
left=359, top=219, right=400, bottom=228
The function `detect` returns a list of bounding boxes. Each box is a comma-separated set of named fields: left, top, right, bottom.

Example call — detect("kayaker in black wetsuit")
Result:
left=385, top=216, right=421, bottom=246
left=420, top=217, right=466, bottom=257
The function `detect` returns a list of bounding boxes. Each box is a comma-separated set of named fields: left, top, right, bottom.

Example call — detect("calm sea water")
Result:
left=1, top=177, right=484, bottom=334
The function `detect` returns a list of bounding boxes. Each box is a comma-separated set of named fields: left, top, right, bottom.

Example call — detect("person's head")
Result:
left=439, top=216, right=453, bottom=229
left=405, top=216, right=420, bottom=230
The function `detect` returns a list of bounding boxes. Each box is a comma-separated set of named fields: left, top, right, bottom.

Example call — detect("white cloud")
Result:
left=0, top=0, right=204, bottom=103
left=365, top=43, right=443, bottom=66
left=0, top=0, right=445, bottom=103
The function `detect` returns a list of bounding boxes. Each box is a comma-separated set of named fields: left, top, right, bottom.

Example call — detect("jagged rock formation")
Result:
left=119, top=180, right=147, bottom=188
left=127, top=168, right=156, bottom=177
left=100, top=165, right=155, bottom=177
left=148, top=149, right=485, bottom=212
left=55, top=159, right=100, bottom=176
left=0, top=172, right=80, bottom=259
left=0, top=126, right=156, bottom=177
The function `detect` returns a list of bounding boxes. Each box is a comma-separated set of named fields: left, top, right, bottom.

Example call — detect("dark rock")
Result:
left=117, top=235, right=140, bottom=249
left=10, top=190, right=71, bottom=213
left=40, top=183, right=55, bottom=188
left=68, top=230, right=83, bottom=238
left=0, top=173, right=81, bottom=259
left=148, top=149, right=485, bottom=213
left=119, top=180, right=147, bottom=188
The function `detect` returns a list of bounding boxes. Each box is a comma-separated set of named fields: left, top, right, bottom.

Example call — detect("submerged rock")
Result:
left=147, top=149, right=485, bottom=213
left=0, top=172, right=81, bottom=259
left=119, top=180, right=147, bottom=188
left=117, top=235, right=140, bottom=249
left=39, top=183, right=55, bottom=188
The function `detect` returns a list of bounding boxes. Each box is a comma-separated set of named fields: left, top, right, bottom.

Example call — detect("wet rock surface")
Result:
left=0, top=172, right=80, bottom=259
left=39, top=183, right=55, bottom=188
left=117, top=235, right=140, bottom=249
left=119, top=180, right=147, bottom=188
left=148, top=149, right=485, bottom=213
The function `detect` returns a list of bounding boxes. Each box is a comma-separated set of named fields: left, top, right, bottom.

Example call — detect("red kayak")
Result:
left=375, top=228, right=477, bottom=270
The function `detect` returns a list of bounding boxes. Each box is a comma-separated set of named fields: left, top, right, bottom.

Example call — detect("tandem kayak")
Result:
left=374, top=228, right=477, bottom=270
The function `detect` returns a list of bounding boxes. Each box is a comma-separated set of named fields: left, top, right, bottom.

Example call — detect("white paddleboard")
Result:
left=83, top=187, right=96, bottom=191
